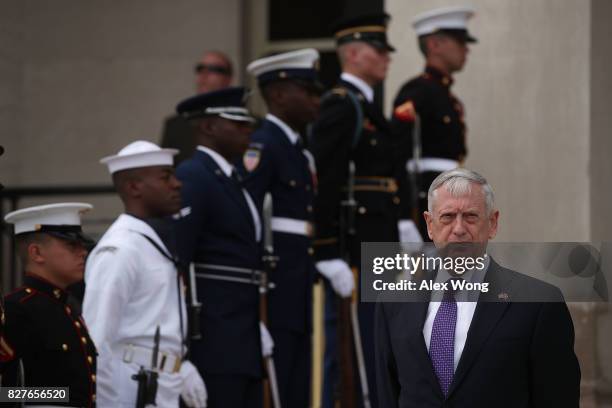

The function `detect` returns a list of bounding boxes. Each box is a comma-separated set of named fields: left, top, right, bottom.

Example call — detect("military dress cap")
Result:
left=333, top=12, right=395, bottom=52
left=247, top=48, right=321, bottom=89
left=412, top=5, right=477, bottom=43
left=4, top=202, right=94, bottom=244
left=176, top=86, right=255, bottom=122
left=100, top=140, right=178, bottom=174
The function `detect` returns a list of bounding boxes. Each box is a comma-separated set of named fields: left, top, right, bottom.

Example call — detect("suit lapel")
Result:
left=196, top=151, right=256, bottom=237
left=447, top=261, right=513, bottom=397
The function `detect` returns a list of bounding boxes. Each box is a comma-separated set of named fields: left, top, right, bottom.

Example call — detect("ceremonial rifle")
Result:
left=261, top=193, right=282, bottom=408
left=132, top=326, right=160, bottom=408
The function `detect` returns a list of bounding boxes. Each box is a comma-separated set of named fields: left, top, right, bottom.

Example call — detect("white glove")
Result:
left=316, top=259, right=355, bottom=298
left=260, top=321, right=274, bottom=357
left=179, top=360, right=207, bottom=408
left=398, top=219, right=423, bottom=254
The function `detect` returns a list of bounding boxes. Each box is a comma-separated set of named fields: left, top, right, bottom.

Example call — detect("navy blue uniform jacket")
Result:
left=238, top=119, right=316, bottom=335
left=176, top=149, right=263, bottom=378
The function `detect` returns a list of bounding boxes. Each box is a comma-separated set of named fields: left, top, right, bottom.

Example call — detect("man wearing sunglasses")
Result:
left=161, top=51, right=234, bottom=165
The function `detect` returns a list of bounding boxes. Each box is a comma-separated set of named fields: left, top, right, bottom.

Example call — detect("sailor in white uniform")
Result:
left=83, top=141, right=207, bottom=407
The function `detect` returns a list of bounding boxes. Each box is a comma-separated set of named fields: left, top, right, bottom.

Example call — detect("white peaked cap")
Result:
left=4, top=202, right=92, bottom=235
left=412, top=6, right=475, bottom=36
left=247, top=48, right=319, bottom=78
left=100, top=140, right=178, bottom=174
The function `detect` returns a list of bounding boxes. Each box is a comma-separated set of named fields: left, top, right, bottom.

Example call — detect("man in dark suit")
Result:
left=174, top=87, right=269, bottom=407
left=237, top=48, right=321, bottom=407
left=375, top=168, right=581, bottom=407
left=161, top=51, right=234, bottom=165
left=392, top=6, right=477, bottom=238
left=310, top=12, right=420, bottom=408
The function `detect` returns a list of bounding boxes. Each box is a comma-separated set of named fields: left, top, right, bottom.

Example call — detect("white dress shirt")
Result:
left=341, top=72, right=374, bottom=103
left=422, top=256, right=490, bottom=371
left=196, top=145, right=262, bottom=241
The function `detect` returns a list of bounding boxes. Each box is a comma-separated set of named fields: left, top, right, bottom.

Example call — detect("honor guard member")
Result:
left=238, top=49, right=322, bottom=407
left=310, top=12, right=419, bottom=407
left=83, top=141, right=207, bottom=407
left=175, top=87, right=272, bottom=408
left=392, top=6, right=477, bottom=238
left=0, top=203, right=97, bottom=407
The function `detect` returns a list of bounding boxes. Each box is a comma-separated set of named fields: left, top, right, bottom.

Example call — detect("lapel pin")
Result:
left=498, top=292, right=509, bottom=301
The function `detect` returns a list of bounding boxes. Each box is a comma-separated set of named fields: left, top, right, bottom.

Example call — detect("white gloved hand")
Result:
left=260, top=321, right=274, bottom=357
left=398, top=219, right=423, bottom=254
left=179, top=360, right=207, bottom=408
left=316, top=259, right=355, bottom=298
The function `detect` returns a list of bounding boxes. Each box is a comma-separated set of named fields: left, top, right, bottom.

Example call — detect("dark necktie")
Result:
left=429, top=278, right=462, bottom=397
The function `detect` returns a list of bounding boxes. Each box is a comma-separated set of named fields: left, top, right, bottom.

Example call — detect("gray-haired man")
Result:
left=375, top=168, right=580, bottom=408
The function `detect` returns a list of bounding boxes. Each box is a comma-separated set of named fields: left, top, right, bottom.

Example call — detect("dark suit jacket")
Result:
left=176, top=149, right=262, bottom=378
left=375, top=259, right=581, bottom=408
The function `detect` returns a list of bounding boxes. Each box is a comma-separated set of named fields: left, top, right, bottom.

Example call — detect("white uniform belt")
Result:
left=407, top=158, right=458, bottom=173
left=271, top=217, right=313, bottom=237
left=121, top=344, right=182, bottom=374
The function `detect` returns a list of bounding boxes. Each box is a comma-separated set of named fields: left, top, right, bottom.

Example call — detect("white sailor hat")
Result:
left=4, top=202, right=94, bottom=244
left=100, top=140, right=178, bottom=174
left=413, top=6, right=477, bottom=43
left=247, top=49, right=321, bottom=88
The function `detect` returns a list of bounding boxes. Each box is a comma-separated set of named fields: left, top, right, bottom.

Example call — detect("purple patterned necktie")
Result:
left=429, top=282, right=458, bottom=397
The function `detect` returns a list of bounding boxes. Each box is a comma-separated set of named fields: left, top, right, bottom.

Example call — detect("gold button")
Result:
left=443, top=115, right=451, bottom=124
left=442, top=77, right=450, bottom=86
left=91, top=374, right=96, bottom=382
left=370, top=138, right=377, bottom=146
left=75, top=321, right=81, bottom=328
left=65, top=306, right=71, bottom=314
left=62, top=344, right=68, bottom=351
left=308, top=247, right=314, bottom=256
left=307, top=205, right=313, bottom=213
left=279, top=71, right=287, bottom=78
left=81, top=337, right=87, bottom=344
left=87, top=356, right=93, bottom=364
left=354, top=32, right=361, bottom=39
left=358, top=207, right=367, bottom=215
left=92, top=394, right=96, bottom=402
left=289, top=180, right=297, bottom=187
left=25, top=288, right=32, bottom=294
left=393, top=196, right=401, bottom=205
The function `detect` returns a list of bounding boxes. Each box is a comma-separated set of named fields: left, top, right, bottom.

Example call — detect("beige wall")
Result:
left=386, top=0, right=591, bottom=241
left=0, top=0, right=242, bottom=187
left=0, top=0, right=242, bottom=288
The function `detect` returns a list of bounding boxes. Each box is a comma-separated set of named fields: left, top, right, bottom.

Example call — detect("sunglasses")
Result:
left=194, top=63, right=231, bottom=76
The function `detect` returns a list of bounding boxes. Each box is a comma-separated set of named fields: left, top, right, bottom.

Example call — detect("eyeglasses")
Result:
left=194, top=63, right=231, bottom=76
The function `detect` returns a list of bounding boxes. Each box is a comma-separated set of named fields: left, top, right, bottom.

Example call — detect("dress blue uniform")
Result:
left=1, top=203, right=97, bottom=408
left=311, top=13, right=404, bottom=408
left=238, top=49, right=320, bottom=408
left=239, top=115, right=316, bottom=406
left=174, top=87, right=264, bottom=408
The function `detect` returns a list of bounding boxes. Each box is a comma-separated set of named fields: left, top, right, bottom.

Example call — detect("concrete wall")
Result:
left=0, top=0, right=25, bottom=186
left=386, top=0, right=591, bottom=241
left=590, top=0, right=612, bottom=243
left=0, top=0, right=242, bottom=289
left=0, top=0, right=242, bottom=187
